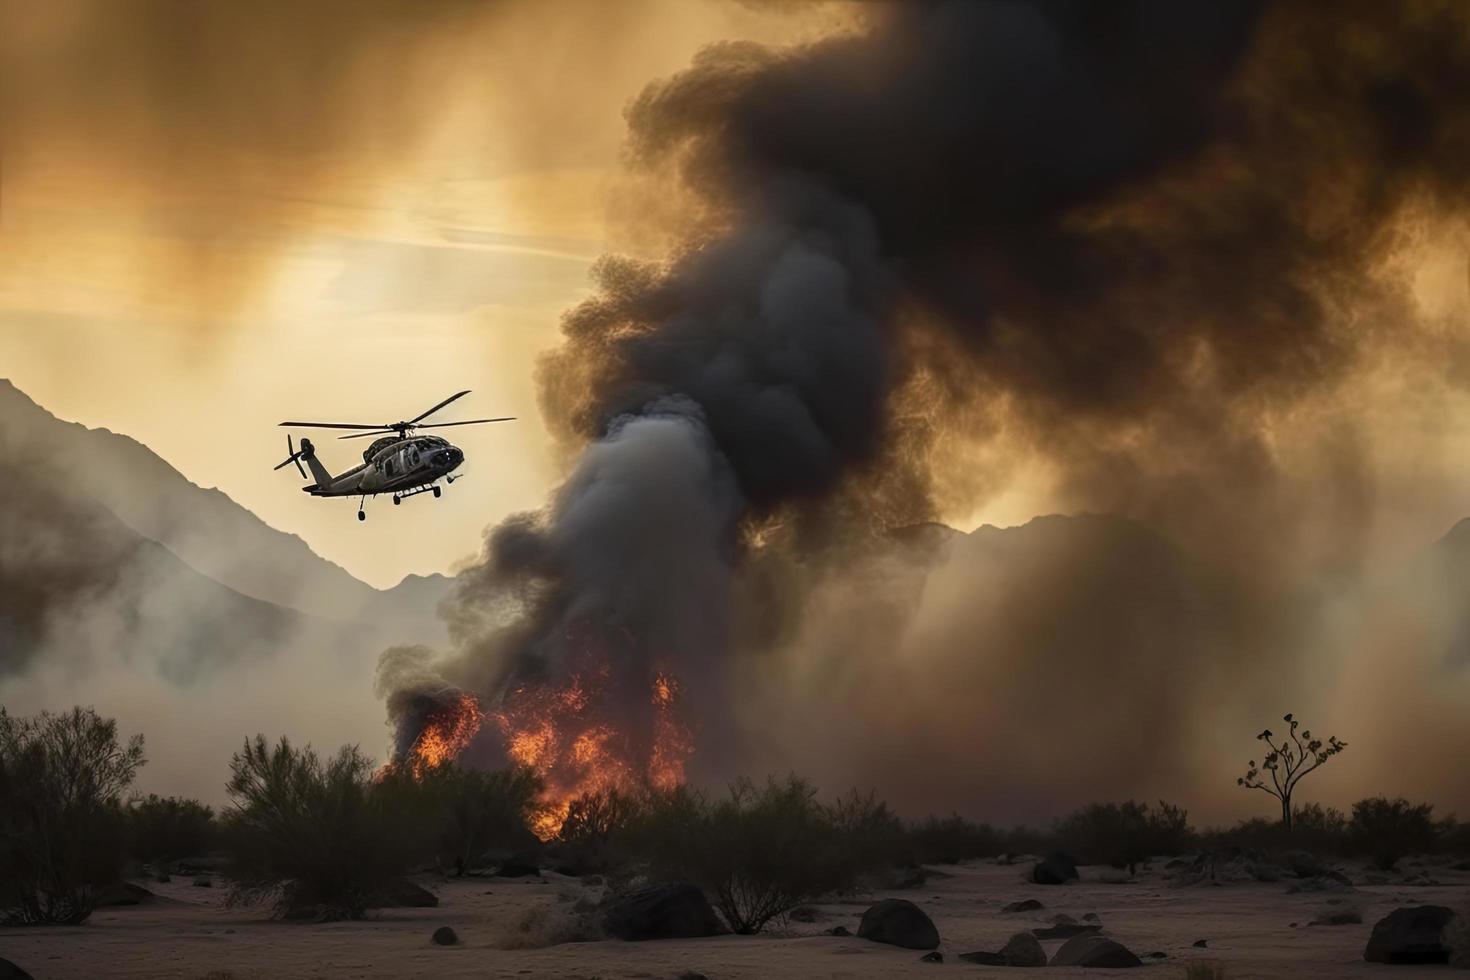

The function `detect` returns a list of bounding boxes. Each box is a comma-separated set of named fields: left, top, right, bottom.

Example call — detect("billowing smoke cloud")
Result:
left=385, top=0, right=1470, bottom=820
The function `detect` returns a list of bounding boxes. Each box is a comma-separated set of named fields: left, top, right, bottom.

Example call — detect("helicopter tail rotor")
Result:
left=274, top=434, right=309, bottom=480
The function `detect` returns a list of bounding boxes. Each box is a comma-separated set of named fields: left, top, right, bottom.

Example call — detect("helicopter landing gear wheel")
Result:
left=433, top=486, right=441, bottom=498
left=393, top=495, right=401, bottom=506
left=358, top=496, right=366, bottom=521
left=357, top=510, right=365, bottom=522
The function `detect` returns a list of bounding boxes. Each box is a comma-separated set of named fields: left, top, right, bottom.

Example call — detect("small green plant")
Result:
left=0, top=707, right=145, bottom=925
left=1237, top=713, right=1346, bottom=832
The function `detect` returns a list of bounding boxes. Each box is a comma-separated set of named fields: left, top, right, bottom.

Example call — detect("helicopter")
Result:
left=275, top=390, right=513, bottom=521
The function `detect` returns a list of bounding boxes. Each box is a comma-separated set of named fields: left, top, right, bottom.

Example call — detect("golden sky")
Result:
left=0, top=0, right=860, bottom=587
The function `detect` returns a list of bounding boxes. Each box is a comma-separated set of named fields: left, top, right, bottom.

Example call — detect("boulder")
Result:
left=603, top=883, right=723, bottom=941
left=826, top=925, right=852, bottom=937
left=1363, top=905, right=1456, bottom=965
left=1051, top=934, right=1143, bottom=968
left=431, top=925, right=458, bottom=946
left=0, top=959, right=35, bottom=980
left=857, top=899, right=940, bottom=950
left=495, top=858, right=541, bottom=879
left=1032, top=851, right=1079, bottom=885
left=999, top=932, right=1047, bottom=967
left=1002, top=898, right=1044, bottom=913
left=378, top=879, right=438, bottom=908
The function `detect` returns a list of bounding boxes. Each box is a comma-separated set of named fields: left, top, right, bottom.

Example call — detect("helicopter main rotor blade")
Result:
left=279, top=421, right=388, bottom=430
left=417, top=418, right=516, bottom=428
left=406, top=390, right=471, bottom=426
left=339, top=430, right=398, bottom=440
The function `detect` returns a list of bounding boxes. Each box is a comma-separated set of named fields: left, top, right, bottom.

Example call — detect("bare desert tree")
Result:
left=1237, top=713, right=1346, bottom=832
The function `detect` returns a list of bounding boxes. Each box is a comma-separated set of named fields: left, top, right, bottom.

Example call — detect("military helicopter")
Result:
left=275, top=390, right=512, bottom=521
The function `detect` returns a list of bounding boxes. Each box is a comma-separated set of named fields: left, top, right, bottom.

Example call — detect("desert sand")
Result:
left=4, top=861, right=1465, bottom=979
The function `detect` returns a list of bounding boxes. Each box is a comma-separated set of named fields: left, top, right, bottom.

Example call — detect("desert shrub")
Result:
left=827, top=789, right=910, bottom=877
left=0, top=706, right=145, bottom=925
left=497, top=903, right=603, bottom=948
left=635, top=775, right=869, bottom=934
left=1447, top=906, right=1469, bottom=969
left=1053, top=800, right=1192, bottom=874
left=1289, top=802, right=1349, bottom=855
left=380, top=763, right=542, bottom=873
left=1436, top=816, right=1470, bottom=857
left=1349, top=797, right=1437, bottom=870
left=555, top=787, right=642, bottom=873
left=127, top=795, right=215, bottom=874
left=909, top=813, right=1002, bottom=864
left=222, top=736, right=424, bottom=920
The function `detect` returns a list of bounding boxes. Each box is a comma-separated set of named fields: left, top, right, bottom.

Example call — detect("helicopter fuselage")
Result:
left=305, top=434, right=464, bottom=498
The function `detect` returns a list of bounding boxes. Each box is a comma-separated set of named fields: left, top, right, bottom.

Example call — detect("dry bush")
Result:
left=377, top=763, right=542, bottom=873
left=222, top=736, right=424, bottom=920
left=0, top=707, right=144, bottom=925
left=128, top=795, right=215, bottom=875
left=1349, top=797, right=1437, bottom=870
left=1447, top=908, right=1469, bottom=969
left=497, top=903, right=603, bottom=948
left=908, top=813, right=1002, bottom=864
left=1053, top=799, right=1192, bottom=874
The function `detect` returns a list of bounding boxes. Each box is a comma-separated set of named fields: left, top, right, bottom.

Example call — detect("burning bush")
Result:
left=0, top=707, right=144, bottom=925
left=1349, top=797, right=1438, bottom=870
left=127, top=795, right=215, bottom=877
left=221, top=736, right=424, bottom=920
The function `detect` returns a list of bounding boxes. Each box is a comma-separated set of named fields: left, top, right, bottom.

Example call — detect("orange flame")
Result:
left=491, top=652, right=694, bottom=840
left=407, top=692, right=483, bottom=778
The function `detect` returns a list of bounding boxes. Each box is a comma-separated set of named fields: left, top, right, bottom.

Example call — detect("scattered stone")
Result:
left=1363, top=905, right=1456, bottom=965
left=1192, top=939, right=1208, bottom=948
left=192, top=876, right=212, bottom=888
left=826, top=925, right=852, bottom=937
left=1289, top=922, right=1298, bottom=928
left=857, top=899, right=940, bottom=950
left=1051, top=934, right=1143, bottom=968
left=789, top=906, right=822, bottom=923
left=1311, top=909, right=1363, bottom=926
left=604, top=883, right=723, bottom=941
left=0, top=958, right=35, bottom=980
left=919, top=951, right=944, bottom=963
left=999, top=932, right=1047, bottom=967
left=1032, top=922, right=1101, bottom=940
left=1002, top=898, right=1044, bottom=913
left=1050, top=913, right=1079, bottom=925
left=432, top=926, right=458, bottom=946
left=1141, top=951, right=1167, bottom=961
left=1032, top=851, right=1079, bottom=885
left=378, top=879, right=438, bottom=909
left=1082, top=912, right=1101, bottom=923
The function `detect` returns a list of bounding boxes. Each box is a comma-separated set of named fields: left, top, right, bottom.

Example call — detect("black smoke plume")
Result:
left=383, top=1, right=1470, bottom=810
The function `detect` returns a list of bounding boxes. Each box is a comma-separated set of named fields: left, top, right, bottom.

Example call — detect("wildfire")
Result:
left=407, top=692, right=483, bottom=777
left=491, top=652, right=694, bottom=840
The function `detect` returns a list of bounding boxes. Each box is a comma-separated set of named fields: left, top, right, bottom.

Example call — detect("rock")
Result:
left=0, top=959, right=35, bottom=980
left=857, top=899, right=940, bottom=950
left=1363, top=905, right=1456, bottom=965
left=603, top=883, right=723, bottom=941
left=1032, top=851, right=1079, bottom=885
left=826, top=925, right=852, bottom=937
left=999, top=932, right=1047, bottom=967
left=192, top=876, right=212, bottom=888
left=1082, top=912, right=1101, bottom=922
left=789, top=906, right=821, bottom=922
left=1051, top=934, right=1143, bottom=968
left=1142, top=951, right=1167, bottom=960
left=95, top=882, right=157, bottom=906
left=919, top=951, right=944, bottom=963
left=1311, top=908, right=1362, bottom=926
left=378, top=878, right=438, bottom=908
left=1051, top=913, right=1079, bottom=925
left=1002, top=898, right=1044, bottom=913
left=1193, top=939, right=1208, bottom=948
left=495, top=858, right=541, bottom=878
left=1032, top=922, right=1101, bottom=939
left=432, top=926, right=458, bottom=946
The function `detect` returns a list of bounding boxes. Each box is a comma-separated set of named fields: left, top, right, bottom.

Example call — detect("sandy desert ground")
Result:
left=3, top=860, right=1465, bottom=979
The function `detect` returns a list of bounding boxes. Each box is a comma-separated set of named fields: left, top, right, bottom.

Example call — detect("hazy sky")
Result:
left=0, top=0, right=866, bottom=588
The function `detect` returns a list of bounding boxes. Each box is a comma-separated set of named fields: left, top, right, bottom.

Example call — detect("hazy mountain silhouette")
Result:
left=0, top=378, right=449, bottom=680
